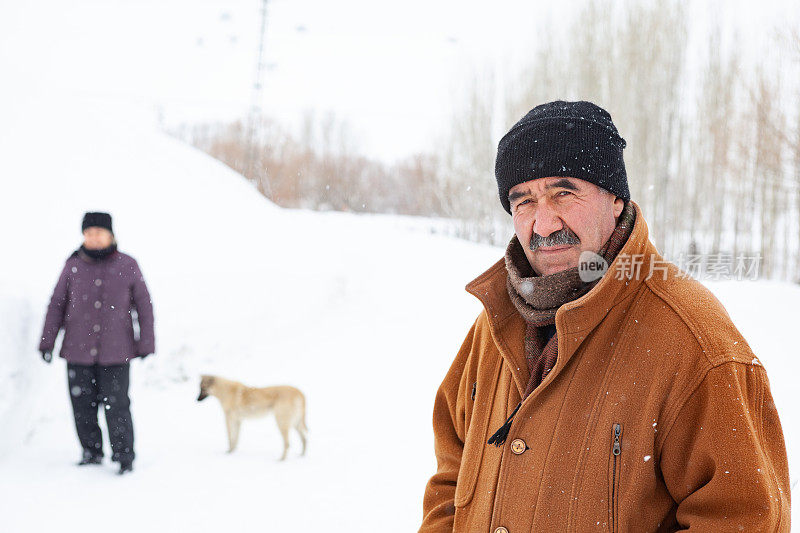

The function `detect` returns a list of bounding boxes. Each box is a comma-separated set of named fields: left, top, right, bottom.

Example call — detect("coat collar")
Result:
left=74, top=244, right=119, bottom=264
left=465, top=201, right=658, bottom=397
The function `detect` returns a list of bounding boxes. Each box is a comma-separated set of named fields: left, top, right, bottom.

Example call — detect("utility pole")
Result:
left=246, top=0, right=272, bottom=199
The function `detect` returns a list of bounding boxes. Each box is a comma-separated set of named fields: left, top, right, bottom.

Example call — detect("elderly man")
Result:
left=39, top=212, right=155, bottom=475
left=420, top=101, right=790, bottom=532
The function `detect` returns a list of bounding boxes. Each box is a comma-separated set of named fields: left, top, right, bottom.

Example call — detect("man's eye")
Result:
left=556, top=190, right=572, bottom=197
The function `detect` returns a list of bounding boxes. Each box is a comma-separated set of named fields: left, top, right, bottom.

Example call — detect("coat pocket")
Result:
left=454, top=357, right=503, bottom=508
left=608, top=422, right=623, bottom=532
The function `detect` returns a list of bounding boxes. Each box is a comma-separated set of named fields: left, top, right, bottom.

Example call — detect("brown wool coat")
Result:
left=420, top=202, right=790, bottom=532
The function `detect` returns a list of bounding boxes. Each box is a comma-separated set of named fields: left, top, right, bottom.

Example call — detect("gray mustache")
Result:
left=529, top=227, right=580, bottom=251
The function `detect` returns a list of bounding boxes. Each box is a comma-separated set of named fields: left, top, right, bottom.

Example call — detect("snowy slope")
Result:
left=0, top=91, right=503, bottom=531
left=2, top=95, right=799, bottom=530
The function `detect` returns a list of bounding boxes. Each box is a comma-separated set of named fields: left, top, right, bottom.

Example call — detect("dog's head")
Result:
left=197, top=375, right=216, bottom=402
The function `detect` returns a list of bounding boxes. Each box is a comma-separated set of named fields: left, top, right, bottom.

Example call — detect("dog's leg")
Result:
left=226, top=415, right=241, bottom=453
left=277, top=418, right=291, bottom=461
left=295, top=420, right=307, bottom=456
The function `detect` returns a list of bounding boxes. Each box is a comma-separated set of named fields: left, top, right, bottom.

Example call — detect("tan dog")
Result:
left=197, top=375, right=308, bottom=460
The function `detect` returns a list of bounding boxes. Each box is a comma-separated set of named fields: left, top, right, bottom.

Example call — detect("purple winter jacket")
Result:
left=39, top=247, right=155, bottom=365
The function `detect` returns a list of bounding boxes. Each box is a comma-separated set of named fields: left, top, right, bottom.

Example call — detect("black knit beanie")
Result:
left=82, top=212, right=113, bottom=234
left=495, top=100, right=630, bottom=214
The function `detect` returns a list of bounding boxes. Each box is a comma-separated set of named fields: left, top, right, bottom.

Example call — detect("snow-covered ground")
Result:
left=0, top=88, right=504, bottom=530
left=1, top=98, right=799, bottom=531
left=1, top=2, right=799, bottom=531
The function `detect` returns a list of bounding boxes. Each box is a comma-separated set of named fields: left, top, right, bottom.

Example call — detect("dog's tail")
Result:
left=298, top=394, right=308, bottom=433
left=300, top=396, right=308, bottom=433
left=301, top=399, right=308, bottom=432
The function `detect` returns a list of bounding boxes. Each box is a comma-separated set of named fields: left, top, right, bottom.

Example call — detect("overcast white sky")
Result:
left=1, top=0, right=798, bottom=162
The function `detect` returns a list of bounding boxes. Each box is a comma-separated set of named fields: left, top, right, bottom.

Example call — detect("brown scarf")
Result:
left=505, top=202, right=636, bottom=399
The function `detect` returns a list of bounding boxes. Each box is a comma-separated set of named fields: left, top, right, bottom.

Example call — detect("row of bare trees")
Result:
left=441, top=0, right=800, bottom=281
left=174, top=113, right=445, bottom=217
left=174, top=0, right=800, bottom=282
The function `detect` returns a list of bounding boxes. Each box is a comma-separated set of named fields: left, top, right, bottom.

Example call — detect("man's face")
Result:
left=82, top=227, right=113, bottom=250
left=509, top=177, right=625, bottom=276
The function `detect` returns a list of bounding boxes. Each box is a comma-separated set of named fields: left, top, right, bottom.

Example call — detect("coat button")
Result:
left=90, top=348, right=98, bottom=356
left=94, top=279, right=102, bottom=286
left=92, top=324, right=101, bottom=332
left=94, top=301, right=102, bottom=309
left=510, top=438, right=527, bottom=455
left=494, top=527, right=509, bottom=533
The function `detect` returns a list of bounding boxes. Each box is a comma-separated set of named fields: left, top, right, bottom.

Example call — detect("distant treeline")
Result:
left=173, top=0, right=800, bottom=282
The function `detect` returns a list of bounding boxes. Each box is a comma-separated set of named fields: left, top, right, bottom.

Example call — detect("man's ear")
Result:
left=613, top=196, right=625, bottom=218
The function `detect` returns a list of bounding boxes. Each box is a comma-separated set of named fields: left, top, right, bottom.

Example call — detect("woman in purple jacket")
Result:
left=39, top=212, right=155, bottom=475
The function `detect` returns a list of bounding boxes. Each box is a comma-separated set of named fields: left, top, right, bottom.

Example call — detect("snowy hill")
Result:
left=2, top=95, right=799, bottom=531
left=0, top=92, right=505, bottom=530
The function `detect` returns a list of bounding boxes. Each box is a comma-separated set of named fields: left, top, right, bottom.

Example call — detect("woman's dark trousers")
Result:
left=67, top=362, right=135, bottom=464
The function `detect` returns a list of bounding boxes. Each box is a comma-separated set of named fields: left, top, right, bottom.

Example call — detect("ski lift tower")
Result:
left=245, top=0, right=272, bottom=199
